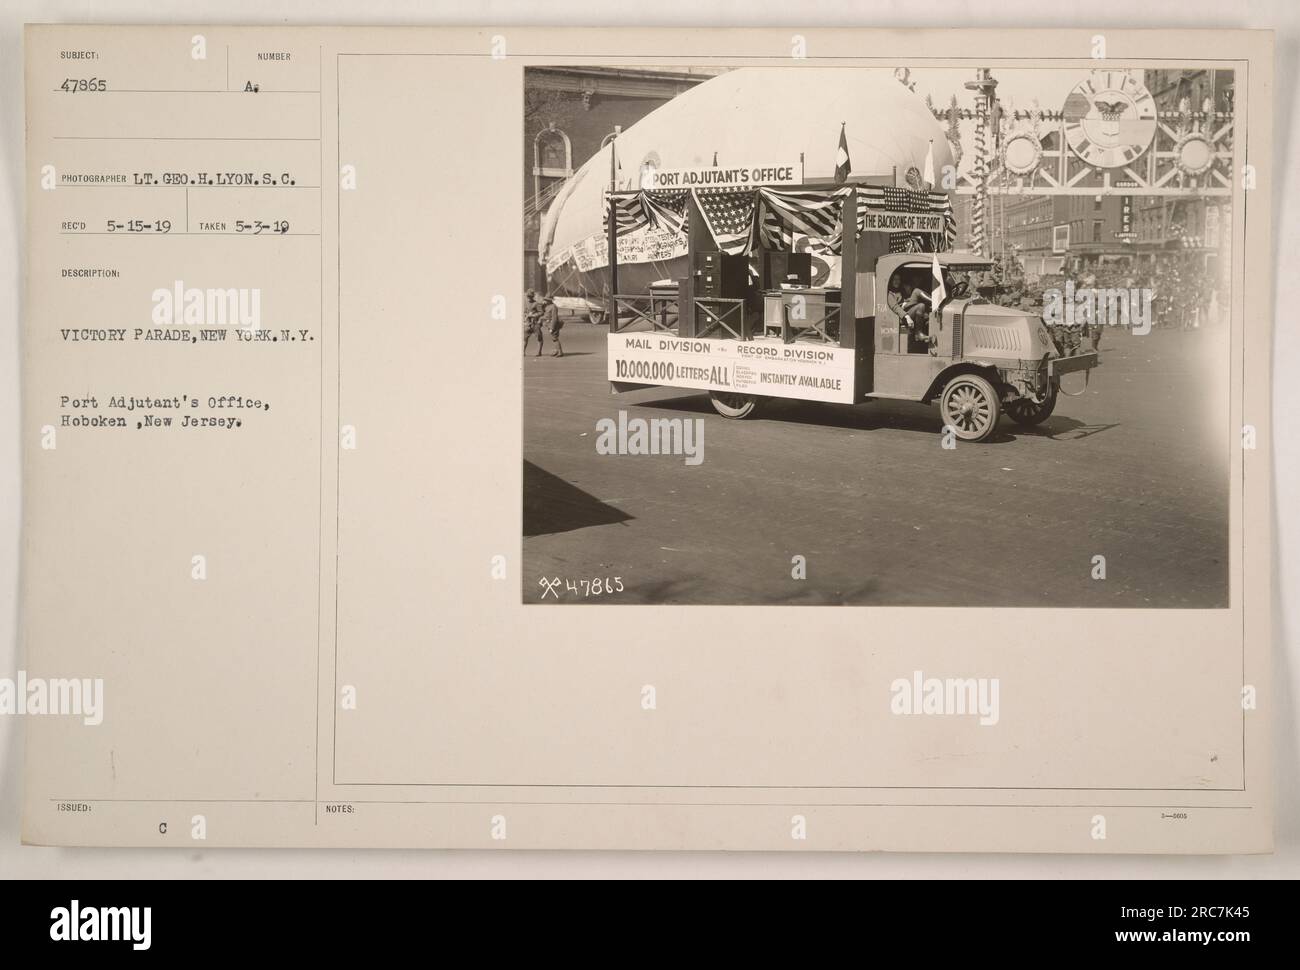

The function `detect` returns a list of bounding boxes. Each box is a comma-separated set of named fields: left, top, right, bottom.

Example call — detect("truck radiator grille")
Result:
left=968, top=325, right=1024, bottom=353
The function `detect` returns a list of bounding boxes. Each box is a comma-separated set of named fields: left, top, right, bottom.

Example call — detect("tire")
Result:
left=587, top=310, right=606, bottom=326
left=939, top=373, right=1001, bottom=442
left=709, top=391, right=762, bottom=419
left=1005, top=382, right=1058, bottom=426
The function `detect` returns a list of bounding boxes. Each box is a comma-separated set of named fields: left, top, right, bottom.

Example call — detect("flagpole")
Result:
left=602, top=125, right=621, bottom=328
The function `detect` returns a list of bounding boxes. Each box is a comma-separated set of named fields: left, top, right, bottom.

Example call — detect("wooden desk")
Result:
left=762, top=288, right=841, bottom=343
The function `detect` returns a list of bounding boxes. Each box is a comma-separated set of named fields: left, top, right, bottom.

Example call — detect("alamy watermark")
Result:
left=0, top=671, right=103, bottom=725
left=1043, top=281, right=1152, bottom=335
left=50, top=900, right=150, bottom=950
left=151, top=279, right=261, bottom=331
left=890, top=670, right=1000, bottom=726
left=595, top=410, right=704, bottom=466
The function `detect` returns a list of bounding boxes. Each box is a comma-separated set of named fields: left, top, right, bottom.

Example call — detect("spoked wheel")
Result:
left=709, top=391, right=763, bottom=419
left=939, top=374, right=1001, bottom=442
left=587, top=310, right=607, bottom=326
left=1005, top=382, right=1058, bottom=426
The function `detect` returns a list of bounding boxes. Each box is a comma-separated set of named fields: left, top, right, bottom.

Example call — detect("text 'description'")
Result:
left=607, top=333, right=855, bottom=404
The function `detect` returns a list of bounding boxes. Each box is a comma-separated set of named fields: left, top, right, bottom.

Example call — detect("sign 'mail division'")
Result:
left=608, top=333, right=856, bottom=404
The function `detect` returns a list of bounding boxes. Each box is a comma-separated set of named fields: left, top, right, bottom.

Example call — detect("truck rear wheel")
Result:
left=709, top=391, right=762, bottom=419
left=1005, top=383, right=1058, bottom=426
left=939, top=374, right=1001, bottom=442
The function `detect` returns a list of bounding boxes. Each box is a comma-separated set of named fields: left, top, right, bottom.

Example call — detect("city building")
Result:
left=1132, top=68, right=1234, bottom=277
left=523, top=67, right=725, bottom=291
left=965, top=192, right=1127, bottom=273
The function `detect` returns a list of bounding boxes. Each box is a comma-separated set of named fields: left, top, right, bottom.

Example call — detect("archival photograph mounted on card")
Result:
left=18, top=25, right=1272, bottom=854
left=523, top=65, right=1233, bottom=607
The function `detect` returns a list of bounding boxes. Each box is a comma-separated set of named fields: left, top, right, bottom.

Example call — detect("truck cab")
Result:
left=859, top=253, right=1099, bottom=441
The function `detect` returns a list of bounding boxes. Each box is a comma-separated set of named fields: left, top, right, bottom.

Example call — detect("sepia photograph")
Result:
left=523, top=64, right=1234, bottom=607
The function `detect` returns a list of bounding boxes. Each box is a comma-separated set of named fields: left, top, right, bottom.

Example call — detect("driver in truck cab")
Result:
left=887, top=270, right=935, bottom=349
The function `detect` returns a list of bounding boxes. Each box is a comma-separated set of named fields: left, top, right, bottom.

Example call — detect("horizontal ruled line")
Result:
left=54, top=136, right=321, bottom=141
left=60, top=232, right=321, bottom=237
left=49, top=797, right=1256, bottom=810
left=57, top=184, right=322, bottom=189
left=53, top=89, right=321, bottom=94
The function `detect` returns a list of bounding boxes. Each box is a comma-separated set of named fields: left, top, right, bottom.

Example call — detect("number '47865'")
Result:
left=61, top=78, right=107, bottom=92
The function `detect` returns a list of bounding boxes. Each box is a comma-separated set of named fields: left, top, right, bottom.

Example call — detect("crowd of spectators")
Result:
left=978, top=254, right=1225, bottom=332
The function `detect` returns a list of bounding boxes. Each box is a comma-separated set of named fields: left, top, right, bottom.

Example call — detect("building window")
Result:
left=541, top=137, right=567, bottom=171
left=532, top=126, right=574, bottom=204
left=534, top=126, right=572, bottom=177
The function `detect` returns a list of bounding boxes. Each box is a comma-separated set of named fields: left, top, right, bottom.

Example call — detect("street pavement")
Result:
left=523, top=320, right=1231, bottom=607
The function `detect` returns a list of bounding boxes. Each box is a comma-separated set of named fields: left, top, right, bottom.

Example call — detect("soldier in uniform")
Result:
left=542, top=296, right=564, bottom=358
left=523, top=288, right=543, bottom=356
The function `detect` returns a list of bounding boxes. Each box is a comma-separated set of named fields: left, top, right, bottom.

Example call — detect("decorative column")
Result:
left=964, top=69, right=999, bottom=258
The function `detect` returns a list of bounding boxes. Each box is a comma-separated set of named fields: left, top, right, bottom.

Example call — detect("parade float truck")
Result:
left=604, top=177, right=1099, bottom=443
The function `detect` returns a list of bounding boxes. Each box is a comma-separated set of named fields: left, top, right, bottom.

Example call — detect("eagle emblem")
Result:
left=1094, top=99, right=1128, bottom=121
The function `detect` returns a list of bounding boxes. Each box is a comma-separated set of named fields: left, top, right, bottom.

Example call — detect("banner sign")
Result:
left=1115, top=195, right=1136, bottom=239
left=608, top=332, right=855, bottom=404
left=548, top=225, right=688, bottom=275
left=644, top=162, right=799, bottom=190
left=859, top=210, right=945, bottom=234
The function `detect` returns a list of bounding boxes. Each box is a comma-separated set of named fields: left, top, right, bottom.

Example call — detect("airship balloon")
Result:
left=537, top=67, right=956, bottom=310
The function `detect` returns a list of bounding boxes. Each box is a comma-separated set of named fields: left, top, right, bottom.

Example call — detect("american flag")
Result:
left=603, top=184, right=954, bottom=257
left=756, top=186, right=955, bottom=255
left=606, top=189, right=689, bottom=237
left=857, top=186, right=956, bottom=253
left=757, top=187, right=851, bottom=253
left=605, top=190, right=641, bottom=236
left=694, top=187, right=757, bottom=255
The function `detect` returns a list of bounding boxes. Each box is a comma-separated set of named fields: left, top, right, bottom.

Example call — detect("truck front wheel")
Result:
left=709, top=391, right=762, bottom=419
left=939, top=374, right=1001, bottom=442
left=1005, top=382, right=1058, bottom=426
